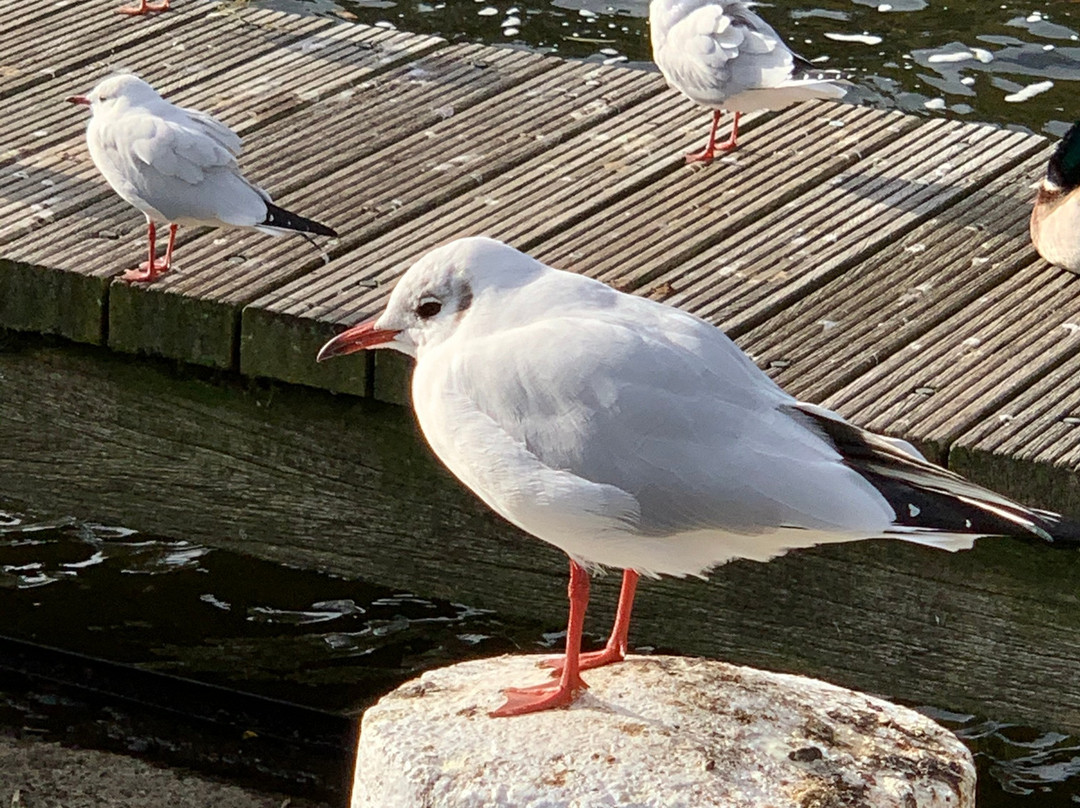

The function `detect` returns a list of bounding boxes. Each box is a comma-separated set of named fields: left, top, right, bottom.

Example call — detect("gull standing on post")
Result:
left=68, top=74, right=337, bottom=283
left=318, top=237, right=1078, bottom=717
left=650, top=0, right=846, bottom=162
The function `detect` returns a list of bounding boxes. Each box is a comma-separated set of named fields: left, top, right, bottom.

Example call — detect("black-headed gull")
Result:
left=650, top=0, right=846, bottom=162
left=67, top=74, right=337, bottom=283
left=318, top=237, right=1074, bottom=716
left=1031, top=120, right=1080, bottom=273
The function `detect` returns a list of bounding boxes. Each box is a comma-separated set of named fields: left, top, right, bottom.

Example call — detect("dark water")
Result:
left=259, top=0, right=1080, bottom=138
left=3, top=510, right=1079, bottom=805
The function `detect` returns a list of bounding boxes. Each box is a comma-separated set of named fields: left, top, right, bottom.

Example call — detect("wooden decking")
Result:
left=3, top=0, right=1073, bottom=514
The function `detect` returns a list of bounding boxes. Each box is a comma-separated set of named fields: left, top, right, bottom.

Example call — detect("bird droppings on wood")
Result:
left=353, top=655, right=974, bottom=807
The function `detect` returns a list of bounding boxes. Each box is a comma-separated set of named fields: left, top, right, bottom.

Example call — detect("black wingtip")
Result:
left=263, top=201, right=337, bottom=237
left=1048, top=121, right=1080, bottom=191
left=1031, top=510, right=1080, bottom=548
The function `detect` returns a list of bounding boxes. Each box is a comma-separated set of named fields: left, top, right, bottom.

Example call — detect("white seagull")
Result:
left=67, top=74, right=336, bottom=283
left=317, top=237, right=1075, bottom=717
left=650, top=0, right=847, bottom=162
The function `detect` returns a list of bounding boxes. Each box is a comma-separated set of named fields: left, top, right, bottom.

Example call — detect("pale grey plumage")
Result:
left=649, top=0, right=845, bottom=113
left=355, top=238, right=1057, bottom=579
left=82, top=74, right=283, bottom=231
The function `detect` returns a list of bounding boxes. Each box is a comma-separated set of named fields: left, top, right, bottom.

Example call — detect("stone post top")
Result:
left=354, top=654, right=974, bottom=808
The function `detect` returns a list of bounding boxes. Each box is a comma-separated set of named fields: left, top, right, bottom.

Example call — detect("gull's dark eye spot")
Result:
left=416, top=300, right=442, bottom=319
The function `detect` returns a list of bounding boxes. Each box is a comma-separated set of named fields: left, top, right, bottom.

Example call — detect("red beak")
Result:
left=316, top=319, right=400, bottom=362
left=66, top=95, right=91, bottom=106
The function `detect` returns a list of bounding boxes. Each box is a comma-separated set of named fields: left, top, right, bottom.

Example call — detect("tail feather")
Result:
left=790, top=402, right=1079, bottom=549
left=261, top=201, right=337, bottom=237
left=790, top=52, right=849, bottom=95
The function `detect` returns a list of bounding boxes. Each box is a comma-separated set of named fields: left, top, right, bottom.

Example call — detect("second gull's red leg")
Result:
left=122, top=219, right=173, bottom=282
left=490, top=559, right=590, bottom=717
left=544, top=568, right=639, bottom=675
left=684, top=110, right=740, bottom=164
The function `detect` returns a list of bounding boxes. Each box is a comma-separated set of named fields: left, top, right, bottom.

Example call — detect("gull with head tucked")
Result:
left=650, top=0, right=847, bottom=162
left=68, top=74, right=336, bottom=283
left=318, top=237, right=1076, bottom=717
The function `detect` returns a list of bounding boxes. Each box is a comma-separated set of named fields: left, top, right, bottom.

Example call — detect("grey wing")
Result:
left=652, top=0, right=795, bottom=105
left=109, top=111, right=267, bottom=227
left=178, top=106, right=244, bottom=157
left=116, top=112, right=237, bottom=183
left=461, top=305, right=896, bottom=538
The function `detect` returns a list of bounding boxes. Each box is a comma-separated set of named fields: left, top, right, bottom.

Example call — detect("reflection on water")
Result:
left=925, top=707, right=1080, bottom=807
left=1, top=510, right=1078, bottom=804
left=258, top=0, right=1080, bottom=136
left=0, top=509, right=555, bottom=711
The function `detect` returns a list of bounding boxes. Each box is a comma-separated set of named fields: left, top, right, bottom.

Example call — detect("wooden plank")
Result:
left=0, top=0, right=76, bottom=49
left=641, top=121, right=1047, bottom=338
left=0, top=0, right=211, bottom=102
left=242, top=100, right=913, bottom=399
left=104, top=55, right=661, bottom=370
left=529, top=104, right=914, bottom=284
left=736, top=148, right=1051, bottom=406
left=0, top=16, right=440, bottom=345
left=951, top=350, right=1080, bottom=514
left=816, top=260, right=1080, bottom=464
left=5, top=336, right=1080, bottom=736
left=241, top=78, right=702, bottom=396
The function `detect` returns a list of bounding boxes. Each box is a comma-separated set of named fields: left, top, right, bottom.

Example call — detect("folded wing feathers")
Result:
left=790, top=402, right=1056, bottom=542
left=181, top=106, right=244, bottom=156
left=128, top=114, right=238, bottom=186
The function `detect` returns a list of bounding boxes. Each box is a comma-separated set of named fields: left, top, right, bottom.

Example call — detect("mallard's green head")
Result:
left=1047, top=121, right=1080, bottom=192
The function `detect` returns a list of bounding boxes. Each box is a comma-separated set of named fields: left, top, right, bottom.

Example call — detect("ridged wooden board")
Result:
left=0, top=0, right=212, bottom=102
left=818, top=258, right=1080, bottom=463
left=640, top=122, right=1047, bottom=337
left=239, top=82, right=715, bottom=395
left=737, top=149, right=1050, bottom=410
left=951, top=347, right=1080, bottom=512
left=529, top=105, right=913, bottom=284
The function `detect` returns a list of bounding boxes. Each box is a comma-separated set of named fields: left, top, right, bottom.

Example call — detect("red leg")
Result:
left=685, top=110, right=740, bottom=164
left=117, top=0, right=169, bottom=14
left=162, top=223, right=178, bottom=268
left=717, top=111, right=741, bottom=152
left=490, top=560, right=590, bottom=717
left=545, top=569, right=639, bottom=675
left=122, top=220, right=173, bottom=283
left=684, top=110, right=722, bottom=164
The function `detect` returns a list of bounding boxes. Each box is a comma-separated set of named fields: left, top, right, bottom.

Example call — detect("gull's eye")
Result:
left=416, top=299, right=442, bottom=319
left=98, top=95, right=107, bottom=102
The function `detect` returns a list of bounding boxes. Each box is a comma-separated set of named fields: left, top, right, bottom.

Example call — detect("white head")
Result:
left=317, top=237, right=545, bottom=362
left=66, top=73, right=166, bottom=116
